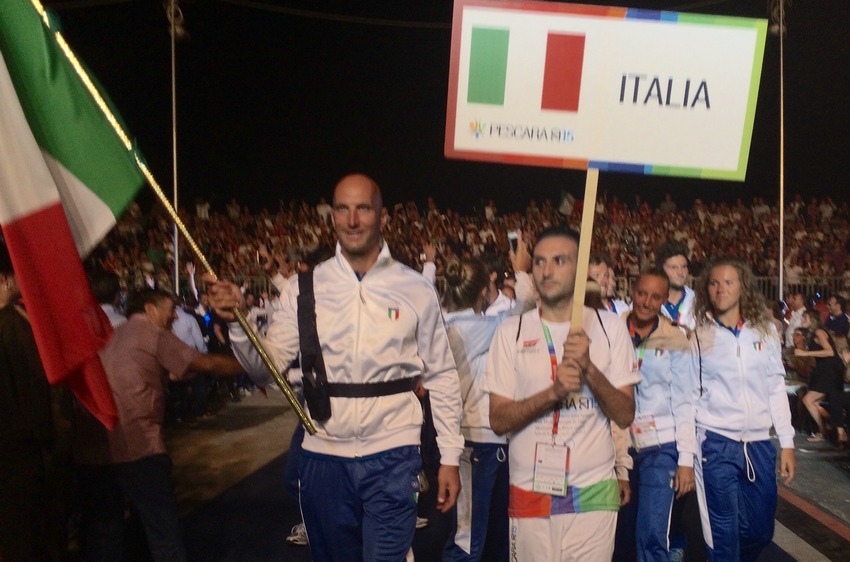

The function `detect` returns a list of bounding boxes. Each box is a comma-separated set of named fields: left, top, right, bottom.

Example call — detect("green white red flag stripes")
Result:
left=0, top=0, right=145, bottom=428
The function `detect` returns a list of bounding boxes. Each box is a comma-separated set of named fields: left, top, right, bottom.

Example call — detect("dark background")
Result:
left=44, top=0, right=850, bottom=214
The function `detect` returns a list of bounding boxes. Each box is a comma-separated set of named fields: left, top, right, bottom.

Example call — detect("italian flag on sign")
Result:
left=0, top=0, right=144, bottom=428
left=467, top=27, right=585, bottom=112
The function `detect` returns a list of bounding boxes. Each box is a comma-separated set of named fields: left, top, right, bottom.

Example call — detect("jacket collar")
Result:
left=334, top=240, right=393, bottom=280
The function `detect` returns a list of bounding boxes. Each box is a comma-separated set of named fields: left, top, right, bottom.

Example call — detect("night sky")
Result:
left=44, top=0, right=850, bottom=214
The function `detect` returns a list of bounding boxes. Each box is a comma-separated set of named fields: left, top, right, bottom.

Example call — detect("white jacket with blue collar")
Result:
left=690, top=319, right=794, bottom=449
left=628, top=315, right=696, bottom=467
left=661, top=285, right=696, bottom=331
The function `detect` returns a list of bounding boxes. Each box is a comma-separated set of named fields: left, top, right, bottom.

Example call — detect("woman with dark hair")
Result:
left=798, top=310, right=848, bottom=446
left=691, top=256, right=795, bottom=562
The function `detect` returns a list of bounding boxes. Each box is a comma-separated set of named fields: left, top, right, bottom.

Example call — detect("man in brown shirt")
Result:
left=80, top=288, right=242, bottom=562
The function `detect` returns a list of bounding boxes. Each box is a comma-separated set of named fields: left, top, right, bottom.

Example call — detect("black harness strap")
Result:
left=297, top=271, right=417, bottom=403
left=594, top=308, right=611, bottom=348
left=327, top=377, right=419, bottom=398
left=515, top=313, right=524, bottom=342
left=297, top=271, right=332, bottom=421
left=297, top=271, right=328, bottom=391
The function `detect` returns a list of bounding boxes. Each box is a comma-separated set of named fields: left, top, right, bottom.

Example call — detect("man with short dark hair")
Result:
left=825, top=295, right=849, bottom=343
left=80, top=289, right=244, bottom=562
left=208, top=174, right=463, bottom=562
left=484, top=226, right=640, bottom=559
left=90, top=270, right=126, bottom=328
left=655, top=241, right=695, bottom=331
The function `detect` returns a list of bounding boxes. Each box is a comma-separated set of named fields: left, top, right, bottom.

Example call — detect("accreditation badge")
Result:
left=630, top=415, right=660, bottom=451
left=531, top=442, right=570, bottom=496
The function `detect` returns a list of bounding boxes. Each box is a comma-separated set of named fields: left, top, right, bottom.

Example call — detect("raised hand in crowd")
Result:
left=186, top=261, right=199, bottom=299
left=423, top=241, right=437, bottom=263
left=509, top=228, right=531, bottom=274
left=257, top=244, right=276, bottom=275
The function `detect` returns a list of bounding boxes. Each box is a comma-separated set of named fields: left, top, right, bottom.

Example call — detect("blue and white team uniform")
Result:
left=605, top=297, right=631, bottom=316
left=661, top=286, right=696, bottom=331
left=443, top=273, right=533, bottom=562
left=626, top=314, right=696, bottom=562
left=442, top=309, right=510, bottom=562
left=690, top=319, right=794, bottom=562
left=229, top=242, right=464, bottom=562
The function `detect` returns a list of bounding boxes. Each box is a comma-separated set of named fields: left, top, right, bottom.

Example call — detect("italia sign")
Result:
left=445, top=0, right=768, bottom=181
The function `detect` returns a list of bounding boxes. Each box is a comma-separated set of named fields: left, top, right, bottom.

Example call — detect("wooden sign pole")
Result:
left=571, top=167, right=599, bottom=330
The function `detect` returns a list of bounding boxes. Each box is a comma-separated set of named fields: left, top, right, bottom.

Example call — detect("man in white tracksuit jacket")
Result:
left=656, top=240, right=697, bottom=332
left=209, top=174, right=463, bottom=562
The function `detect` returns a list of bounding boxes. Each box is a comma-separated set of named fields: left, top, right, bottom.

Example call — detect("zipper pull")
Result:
left=359, top=285, right=365, bottom=304
left=737, top=343, right=740, bottom=358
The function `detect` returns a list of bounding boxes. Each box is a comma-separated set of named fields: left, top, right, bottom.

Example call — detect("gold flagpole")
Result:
left=32, top=0, right=317, bottom=435
left=135, top=160, right=317, bottom=435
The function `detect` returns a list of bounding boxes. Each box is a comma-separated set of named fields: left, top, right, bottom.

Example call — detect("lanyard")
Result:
left=627, top=316, right=659, bottom=370
left=635, top=343, right=647, bottom=370
left=540, top=315, right=561, bottom=438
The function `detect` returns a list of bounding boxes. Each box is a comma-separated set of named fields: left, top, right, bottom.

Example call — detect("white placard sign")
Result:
left=445, top=0, right=767, bottom=180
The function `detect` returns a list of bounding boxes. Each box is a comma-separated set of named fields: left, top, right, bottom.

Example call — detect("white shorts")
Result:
left=509, top=511, right=617, bottom=562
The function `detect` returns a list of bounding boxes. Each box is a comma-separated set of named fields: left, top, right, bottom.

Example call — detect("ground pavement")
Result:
left=161, top=391, right=850, bottom=562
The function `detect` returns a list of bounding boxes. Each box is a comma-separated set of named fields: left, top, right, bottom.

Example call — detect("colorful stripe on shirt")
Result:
left=508, top=479, right=620, bottom=517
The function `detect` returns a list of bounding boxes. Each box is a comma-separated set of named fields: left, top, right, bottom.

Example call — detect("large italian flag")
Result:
left=0, top=0, right=145, bottom=428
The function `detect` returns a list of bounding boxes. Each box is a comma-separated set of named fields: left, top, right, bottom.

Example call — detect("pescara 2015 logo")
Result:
left=469, top=120, right=487, bottom=139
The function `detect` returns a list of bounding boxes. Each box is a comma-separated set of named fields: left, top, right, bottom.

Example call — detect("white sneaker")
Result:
left=415, top=516, right=429, bottom=529
left=286, top=522, right=308, bottom=546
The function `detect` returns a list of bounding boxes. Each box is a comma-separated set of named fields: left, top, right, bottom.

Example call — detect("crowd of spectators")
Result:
left=68, top=188, right=850, bottom=559
left=86, top=192, right=850, bottom=301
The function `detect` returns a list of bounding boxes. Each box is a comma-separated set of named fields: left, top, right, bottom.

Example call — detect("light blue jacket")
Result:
left=629, top=315, right=696, bottom=467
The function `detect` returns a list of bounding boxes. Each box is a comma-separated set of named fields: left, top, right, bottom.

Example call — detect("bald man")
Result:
left=209, top=174, right=463, bottom=562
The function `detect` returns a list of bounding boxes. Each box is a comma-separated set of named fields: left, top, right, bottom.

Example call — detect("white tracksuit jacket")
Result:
left=690, top=320, right=794, bottom=449
left=629, top=316, right=697, bottom=467
left=445, top=309, right=507, bottom=445
left=229, top=242, right=464, bottom=464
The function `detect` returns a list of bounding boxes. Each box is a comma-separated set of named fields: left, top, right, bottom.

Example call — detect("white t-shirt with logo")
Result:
left=483, top=307, right=641, bottom=492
